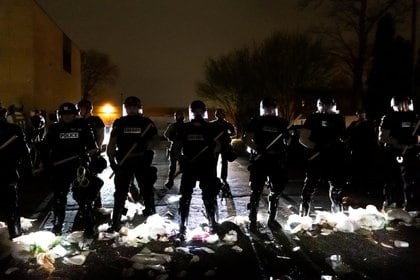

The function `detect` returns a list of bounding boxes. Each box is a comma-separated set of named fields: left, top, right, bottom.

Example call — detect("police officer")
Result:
left=107, top=96, right=158, bottom=232
left=77, top=99, right=108, bottom=214
left=178, top=100, right=220, bottom=240
left=242, top=97, right=291, bottom=231
left=378, top=96, right=420, bottom=211
left=298, top=97, right=347, bottom=216
left=43, top=102, right=98, bottom=236
left=163, top=110, right=185, bottom=189
left=346, top=109, right=380, bottom=197
left=211, top=108, right=237, bottom=196
left=0, top=106, right=30, bottom=239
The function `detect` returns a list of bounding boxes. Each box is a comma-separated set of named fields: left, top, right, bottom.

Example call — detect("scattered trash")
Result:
left=36, top=252, right=55, bottom=273
left=63, top=254, right=86, bottom=266
left=130, top=253, right=171, bottom=266
left=380, top=242, right=393, bottom=249
left=231, top=245, right=243, bottom=253
left=4, top=267, right=19, bottom=275
left=394, top=240, right=409, bottom=248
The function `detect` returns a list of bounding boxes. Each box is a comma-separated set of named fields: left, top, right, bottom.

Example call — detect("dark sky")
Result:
left=35, top=0, right=317, bottom=107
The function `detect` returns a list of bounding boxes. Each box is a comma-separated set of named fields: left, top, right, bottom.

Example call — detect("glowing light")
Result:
left=102, top=103, right=114, bottom=114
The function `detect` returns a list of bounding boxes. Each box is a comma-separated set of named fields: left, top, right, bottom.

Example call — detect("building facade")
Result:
left=0, top=0, right=81, bottom=116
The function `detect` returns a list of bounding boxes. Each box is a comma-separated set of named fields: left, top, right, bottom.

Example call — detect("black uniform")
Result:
left=211, top=118, right=236, bottom=186
left=300, top=111, right=347, bottom=215
left=44, top=118, right=97, bottom=235
left=244, top=115, right=290, bottom=228
left=346, top=116, right=380, bottom=196
left=83, top=115, right=106, bottom=209
left=108, top=114, right=158, bottom=231
left=178, top=116, right=219, bottom=234
left=379, top=111, right=420, bottom=210
left=0, top=117, right=29, bottom=239
left=163, top=119, right=185, bottom=188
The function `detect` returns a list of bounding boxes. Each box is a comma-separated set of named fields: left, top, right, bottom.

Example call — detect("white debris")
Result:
left=385, top=208, right=413, bottom=224
left=190, top=255, right=200, bottom=263
left=49, top=244, right=68, bottom=258
left=394, top=240, right=409, bottom=248
left=20, top=217, right=37, bottom=231
left=286, top=205, right=415, bottom=234
left=286, top=214, right=312, bottom=233
left=130, top=253, right=171, bottom=265
left=348, top=205, right=386, bottom=230
left=231, top=245, right=243, bottom=252
left=66, top=231, right=85, bottom=243
left=126, top=214, right=178, bottom=244
left=204, top=233, right=219, bottom=244
left=124, top=201, right=145, bottom=221
left=200, top=247, right=215, bottom=254
left=12, top=231, right=58, bottom=259
left=4, top=267, right=19, bottom=275
left=63, top=254, right=86, bottom=265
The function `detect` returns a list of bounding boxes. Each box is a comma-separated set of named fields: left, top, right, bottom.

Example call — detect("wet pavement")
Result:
left=1, top=117, right=420, bottom=279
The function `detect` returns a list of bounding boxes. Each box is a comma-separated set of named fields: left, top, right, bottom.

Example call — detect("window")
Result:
left=63, top=33, right=72, bottom=73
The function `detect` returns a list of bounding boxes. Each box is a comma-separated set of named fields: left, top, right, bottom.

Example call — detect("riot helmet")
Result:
left=58, top=102, right=78, bottom=115
left=316, top=97, right=337, bottom=113
left=124, top=96, right=143, bottom=115
left=78, top=99, right=93, bottom=110
left=215, top=108, right=226, bottom=119
left=189, top=100, right=207, bottom=119
left=259, top=97, right=278, bottom=116
left=174, top=110, right=185, bottom=122
left=30, top=114, right=46, bottom=129
left=124, top=96, right=142, bottom=107
left=390, top=96, right=413, bottom=112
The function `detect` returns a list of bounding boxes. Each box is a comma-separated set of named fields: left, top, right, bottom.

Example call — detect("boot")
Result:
left=299, top=201, right=311, bottom=217
left=7, top=216, right=22, bottom=240
left=83, top=203, right=96, bottom=238
left=178, top=197, right=191, bottom=241
left=108, top=196, right=125, bottom=232
left=331, top=202, right=343, bottom=213
left=204, top=199, right=218, bottom=234
left=267, top=195, right=281, bottom=229
left=52, top=212, right=65, bottom=235
left=248, top=200, right=259, bottom=232
left=142, top=193, right=156, bottom=217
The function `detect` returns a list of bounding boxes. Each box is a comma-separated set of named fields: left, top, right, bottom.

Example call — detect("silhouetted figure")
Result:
left=0, top=106, right=30, bottom=239
left=298, top=97, right=347, bottom=216
left=177, top=100, right=220, bottom=241
left=107, top=96, right=158, bottom=232
left=243, top=97, right=291, bottom=231
left=163, top=110, right=185, bottom=189
left=379, top=96, right=420, bottom=211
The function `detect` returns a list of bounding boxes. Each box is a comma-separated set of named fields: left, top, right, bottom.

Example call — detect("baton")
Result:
left=109, top=123, right=153, bottom=179
left=33, top=148, right=99, bottom=174
left=0, top=135, right=18, bottom=151
left=254, top=114, right=301, bottom=161
left=173, top=130, right=225, bottom=179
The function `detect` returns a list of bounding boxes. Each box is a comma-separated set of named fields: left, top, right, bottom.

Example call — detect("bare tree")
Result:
left=81, top=49, right=119, bottom=100
left=196, top=32, right=332, bottom=134
left=298, top=0, right=411, bottom=108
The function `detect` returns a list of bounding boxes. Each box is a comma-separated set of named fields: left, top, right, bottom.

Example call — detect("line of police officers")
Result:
left=0, top=95, right=419, bottom=240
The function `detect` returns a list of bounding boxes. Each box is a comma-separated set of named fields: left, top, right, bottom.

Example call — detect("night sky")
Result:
left=35, top=0, right=319, bottom=108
